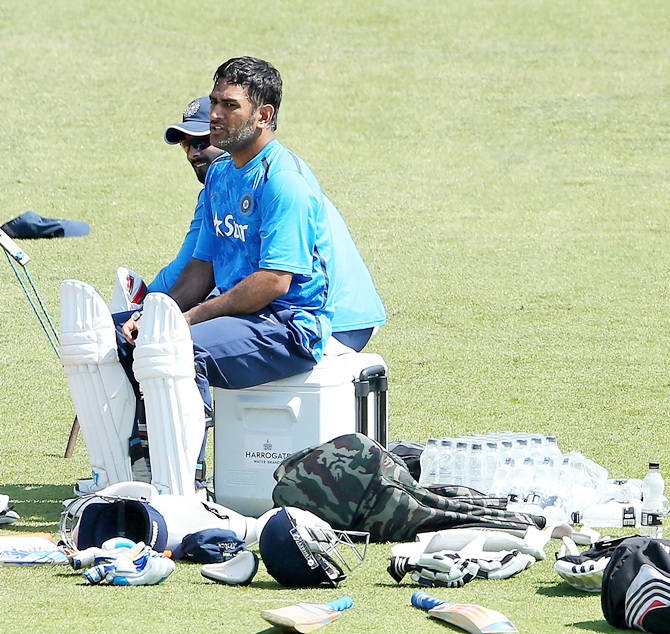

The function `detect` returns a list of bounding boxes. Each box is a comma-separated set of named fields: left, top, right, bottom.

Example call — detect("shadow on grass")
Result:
left=536, top=583, right=599, bottom=598
left=564, top=621, right=618, bottom=632
left=0, top=483, right=72, bottom=534
left=536, top=586, right=617, bottom=632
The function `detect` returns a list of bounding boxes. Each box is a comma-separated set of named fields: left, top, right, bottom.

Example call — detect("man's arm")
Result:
left=121, top=257, right=214, bottom=344
left=184, top=268, right=292, bottom=326
left=169, top=258, right=215, bottom=312
left=146, top=196, right=204, bottom=294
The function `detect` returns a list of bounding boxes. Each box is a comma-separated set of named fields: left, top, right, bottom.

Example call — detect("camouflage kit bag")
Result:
left=271, top=433, right=545, bottom=542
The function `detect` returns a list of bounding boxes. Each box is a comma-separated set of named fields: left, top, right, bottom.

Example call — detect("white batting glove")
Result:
left=83, top=544, right=175, bottom=586
left=477, top=550, right=536, bottom=580
left=69, top=537, right=137, bottom=570
left=411, top=552, right=480, bottom=588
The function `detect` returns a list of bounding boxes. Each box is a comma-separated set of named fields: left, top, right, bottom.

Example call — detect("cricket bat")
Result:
left=260, top=596, right=353, bottom=633
left=0, top=533, right=69, bottom=565
left=411, top=591, right=519, bottom=634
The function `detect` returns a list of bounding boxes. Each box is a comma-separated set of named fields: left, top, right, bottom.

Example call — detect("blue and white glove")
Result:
left=69, top=537, right=137, bottom=570
left=82, top=541, right=175, bottom=586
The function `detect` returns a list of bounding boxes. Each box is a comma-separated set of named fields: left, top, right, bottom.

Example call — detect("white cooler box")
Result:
left=212, top=351, right=388, bottom=517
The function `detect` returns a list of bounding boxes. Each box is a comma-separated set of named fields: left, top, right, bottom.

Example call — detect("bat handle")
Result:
left=324, top=596, right=354, bottom=612
left=411, top=591, right=445, bottom=612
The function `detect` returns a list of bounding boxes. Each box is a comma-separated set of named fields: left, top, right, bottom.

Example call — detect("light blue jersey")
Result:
left=324, top=196, right=386, bottom=331
left=146, top=189, right=206, bottom=294
left=194, top=140, right=333, bottom=360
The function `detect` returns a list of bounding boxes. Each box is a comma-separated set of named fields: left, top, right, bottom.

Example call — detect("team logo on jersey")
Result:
left=183, top=99, right=200, bottom=118
left=239, top=194, right=253, bottom=215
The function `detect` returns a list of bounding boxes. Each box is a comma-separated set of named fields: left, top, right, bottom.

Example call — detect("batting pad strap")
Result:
left=133, top=293, right=205, bottom=496
left=59, top=280, right=135, bottom=487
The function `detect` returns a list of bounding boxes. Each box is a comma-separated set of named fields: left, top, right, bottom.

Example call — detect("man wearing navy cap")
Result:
left=132, top=96, right=225, bottom=296
left=61, top=68, right=387, bottom=499
left=115, top=94, right=386, bottom=349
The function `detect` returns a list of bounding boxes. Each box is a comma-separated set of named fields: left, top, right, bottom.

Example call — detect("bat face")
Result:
left=260, top=597, right=353, bottom=633
left=412, top=592, right=518, bottom=634
left=429, top=603, right=519, bottom=634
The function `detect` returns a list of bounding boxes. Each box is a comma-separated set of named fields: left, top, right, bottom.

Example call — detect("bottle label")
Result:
left=641, top=511, right=663, bottom=527
left=622, top=506, right=636, bottom=527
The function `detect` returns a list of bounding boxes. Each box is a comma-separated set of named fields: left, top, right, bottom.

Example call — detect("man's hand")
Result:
left=183, top=269, right=291, bottom=326
left=121, top=310, right=143, bottom=345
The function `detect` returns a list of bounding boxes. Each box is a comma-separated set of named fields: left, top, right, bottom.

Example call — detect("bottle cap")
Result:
left=649, top=462, right=660, bottom=470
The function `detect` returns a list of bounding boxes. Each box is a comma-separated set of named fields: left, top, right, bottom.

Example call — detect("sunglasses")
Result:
left=181, top=136, right=211, bottom=152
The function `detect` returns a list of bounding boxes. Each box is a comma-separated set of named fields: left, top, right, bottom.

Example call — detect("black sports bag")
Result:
left=602, top=535, right=670, bottom=632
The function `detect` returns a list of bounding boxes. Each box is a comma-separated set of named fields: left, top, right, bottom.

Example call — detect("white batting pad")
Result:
left=133, top=293, right=205, bottom=496
left=59, top=280, right=135, bottom=488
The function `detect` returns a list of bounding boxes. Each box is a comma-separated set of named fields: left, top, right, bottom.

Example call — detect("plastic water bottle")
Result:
left=482, top=441, right=499, bottom=494
left=544, top=435, right=562, bottom=461
left=452, top=441, right=469, bottom=486
left=573, top=501, right=641, bottom=528
left=513, top=438, right=529, bottom=464
left=419, top=439, right=439, bottom=486
left=468, top=443, right=485, bottom=492
left=532, top=456, right=555, bottom=505
left=490, top=457, right=515, bottom=498
left=606, top=478, right=644, bottom=503
left=529, top=436, right=545, bottom=463
left=509, top=457, right=534, bottom=502
left=641, top=462, right=665, bottom=538
left=498, top=439, right=514, bottom=467
left=435, top=439, right=454, bottom=485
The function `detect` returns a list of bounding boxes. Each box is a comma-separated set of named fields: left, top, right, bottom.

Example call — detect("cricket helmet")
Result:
left=59, top=493, right=168, bottom=553
left=258, top=507, right=369, bottom=587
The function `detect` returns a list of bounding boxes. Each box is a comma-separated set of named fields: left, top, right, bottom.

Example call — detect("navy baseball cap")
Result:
left=164, top=96, right=210, bottom=144
left=1, top=210, right=90, bottom=239
left=75, top=499, right=168, bottom=552
left=172, top=529, right=246, bottom=563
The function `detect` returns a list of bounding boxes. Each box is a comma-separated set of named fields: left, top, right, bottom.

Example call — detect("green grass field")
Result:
left=1, top=1, right=669, bottom=632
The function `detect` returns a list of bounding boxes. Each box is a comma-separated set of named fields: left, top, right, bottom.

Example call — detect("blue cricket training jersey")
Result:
left=194, top=140, right=333, bottom=360
left=323, top=195, right=386, bottom=331
left=146, top=189, right=206, bottom=294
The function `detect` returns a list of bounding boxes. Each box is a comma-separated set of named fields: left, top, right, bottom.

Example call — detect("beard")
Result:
left=191, top=160, right=211, bottom=183
left=213, top=113, right=258, bottom=153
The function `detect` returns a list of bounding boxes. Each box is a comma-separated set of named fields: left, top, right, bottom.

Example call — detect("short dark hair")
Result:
left=213, top=56, right=282, bottom=131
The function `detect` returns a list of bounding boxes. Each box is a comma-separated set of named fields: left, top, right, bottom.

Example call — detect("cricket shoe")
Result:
left=0, top=494, right=19, bottom=525
left=74, top=478, right=101, bottom=497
